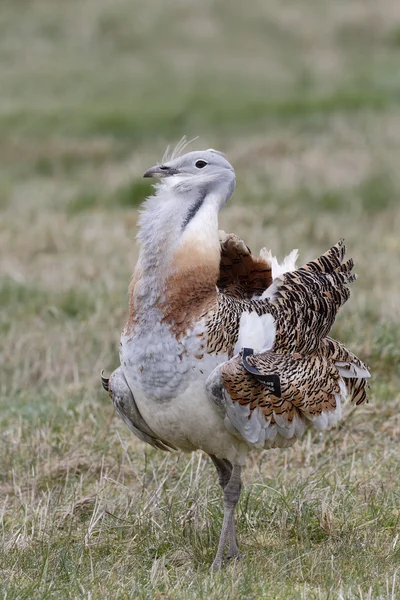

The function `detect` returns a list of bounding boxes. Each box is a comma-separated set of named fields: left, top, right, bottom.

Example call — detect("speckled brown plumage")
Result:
left=217, top=232, right=272, bottom=299
left=206, top=239, right=358, bottom=356
left=320, top=337, right=369, bottom=405
left=206, top=238, right=369, bottom=424
left=221, top=351, right=341, bottom=424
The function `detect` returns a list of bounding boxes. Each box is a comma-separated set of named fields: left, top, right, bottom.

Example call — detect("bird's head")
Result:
left=137, top=148, right=236, bottom=275
left=143, top=149, right=236, bottom=206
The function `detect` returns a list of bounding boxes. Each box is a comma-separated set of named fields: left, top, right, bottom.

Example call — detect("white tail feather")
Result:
left=260, top=248, right=298, bottom=280
left=335, top=361, right=371, bottom=379
left=259, top=248, right=298, bottom=300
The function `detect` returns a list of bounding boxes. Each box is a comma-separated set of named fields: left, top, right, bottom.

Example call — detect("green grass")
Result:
left=1, top=0, right=400, bottom=598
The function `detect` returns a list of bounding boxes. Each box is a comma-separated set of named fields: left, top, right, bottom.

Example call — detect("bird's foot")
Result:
left=227, top=532, right=241, bottom=562
left=210, top=549, right=243, bottom=572
left=226, top=550, right=243, bottom=562
left=210, top=557, right=223, bottom=573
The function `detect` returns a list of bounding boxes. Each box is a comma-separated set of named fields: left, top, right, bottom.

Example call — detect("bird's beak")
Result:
left=143, top=164, right=180, bottom=178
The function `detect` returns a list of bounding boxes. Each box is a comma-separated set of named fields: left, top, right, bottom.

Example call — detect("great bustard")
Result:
left=101, top=147, right=370, bottom=570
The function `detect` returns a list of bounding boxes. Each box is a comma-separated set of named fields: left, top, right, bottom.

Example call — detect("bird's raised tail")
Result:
left=206, top=240, right=370, bottom=449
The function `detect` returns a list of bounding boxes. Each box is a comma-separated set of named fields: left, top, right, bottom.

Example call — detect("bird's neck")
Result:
left=127, top=188, right=221, bottom=333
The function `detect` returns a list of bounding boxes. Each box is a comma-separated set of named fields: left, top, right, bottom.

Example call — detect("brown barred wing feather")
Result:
left=321, top=337, right=370, bottom=405
left=267, top=240, right=357, bottom=354
left=207, top=241, right=359, bottom=358
left=218, top=232, right=272, bottom=299
left=206, top=349, right=348, bottom=449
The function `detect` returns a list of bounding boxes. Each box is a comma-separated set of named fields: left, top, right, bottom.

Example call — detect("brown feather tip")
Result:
left=101, top=369, right=109, bottom=392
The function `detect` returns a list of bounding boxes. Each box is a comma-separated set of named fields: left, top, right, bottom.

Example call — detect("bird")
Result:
left=101, top=142, right=370, bottom=570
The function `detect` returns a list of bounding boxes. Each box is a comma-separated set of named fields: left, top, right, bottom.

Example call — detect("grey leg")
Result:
left=226, top=522, right=241, bottom=560
left=210, top=464, right=242, bottom=571
left=209, top=454, right=232, bottom=490
left=209, top=455, right=240, bottom=559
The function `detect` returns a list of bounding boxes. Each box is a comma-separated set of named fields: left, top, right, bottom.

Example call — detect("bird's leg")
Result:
left=210, top=464, right=242, bottom=571
left=226, top=520, right=241, bottom=561
left=209, top=454, right=232, bottom=490
left=209, top=455, right=240, bottom=560
left=210, top=454, right=240, bottom=559
left=225, top=461, right=241, bottom=561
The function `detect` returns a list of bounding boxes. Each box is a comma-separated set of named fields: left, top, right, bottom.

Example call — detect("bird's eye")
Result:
left=195, top=160, right=208, bottom=169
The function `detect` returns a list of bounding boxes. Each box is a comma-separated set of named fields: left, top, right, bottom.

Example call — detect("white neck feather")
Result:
left=133, top=185, right=221, bottom=314
left=175, top=193, right=221, bottom=261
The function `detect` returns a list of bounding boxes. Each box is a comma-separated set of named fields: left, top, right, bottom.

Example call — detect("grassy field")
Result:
left=1, top=0, right=400, bottom=598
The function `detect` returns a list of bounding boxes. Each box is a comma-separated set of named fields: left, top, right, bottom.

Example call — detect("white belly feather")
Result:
left=120, top=319, right=248, bottom=462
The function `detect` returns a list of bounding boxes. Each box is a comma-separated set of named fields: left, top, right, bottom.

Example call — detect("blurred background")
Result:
left=1, top=1, right=400, bottom=597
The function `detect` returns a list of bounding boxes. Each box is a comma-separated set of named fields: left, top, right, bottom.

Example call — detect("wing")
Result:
left=320, top=336, right=370, bottom=406
left=205, top=240, right=370, bottom=448
left=217, top=232, right=272, bottom=299
left=207, top=239, right=356, bottom=357
left=267, top=240, right=356, bottom=354
left=102, top=367, right=176, bottom=451
left=206, top=343, right=370, bottom=449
